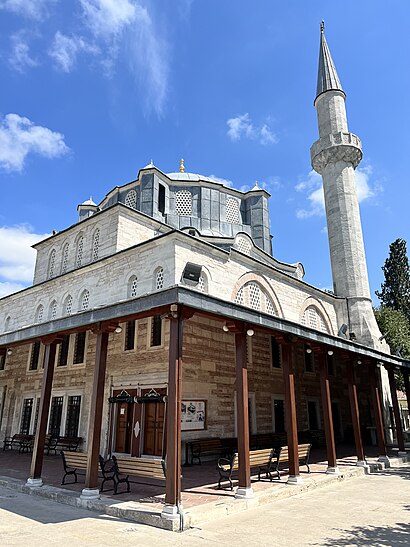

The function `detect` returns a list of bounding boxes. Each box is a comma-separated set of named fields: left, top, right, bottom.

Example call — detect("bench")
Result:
left=217, top=448, right=276, bottom=490
left=61, top=451, right=88, bottom=484
left=112, top=455, right=166, bottom=495
left=48, top=436, right=83, bottom=455
left=190, top=438, right=226, bottom=465
left=261, top=443, right=312, bottom=481
left=3, top=434, right=34, bottom=453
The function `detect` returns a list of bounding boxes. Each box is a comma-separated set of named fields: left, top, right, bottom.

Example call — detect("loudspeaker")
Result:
left=182, top=262, right=202, bottom=283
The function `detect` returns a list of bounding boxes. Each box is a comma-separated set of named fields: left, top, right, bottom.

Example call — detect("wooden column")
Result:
left=164, top=308, right=183, bottom=513
left=318, top=351, right=338, bottom=472
left=387, top=366, right=405, bottom=453
left=235, top=327, right=251, bottom=496
left=28, top=336, right=60, bottom=485
left=282, top=342, right=301, bottom=482
left=346, top=360, right=365, bottom=463
left=369, top=363, right=387, bottom=458
left=404, top=371, right=410, bottom=428
left=83, top=326, right=110, bottom=496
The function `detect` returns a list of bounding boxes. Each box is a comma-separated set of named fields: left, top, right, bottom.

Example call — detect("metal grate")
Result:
left=20, top=398, right=33, bottom=435
left=156, top=268, right=164, bottom=290
left=92, top=229, right=100, bottom=261
left=198, top=275, right=205, bottom=293
left=249, top=282, right=261, bottom=310
left=129, top=276, right=138, bottom=297
left=48, top=249, right=56, bottom=278
left=265, top=297, right=276, bottom=315
left=76, top=237, right=84, bottom=268
left=62, top=243, right=69, bottom=274
left=236, top=237, right=251, bottom=254
left=65, top=295, right=73, bottom=315
left=50, top=301, right=57, bottom=320
left=65, top=395, right=81, bottom=437
left=36, top=305, right=44, bottom=323
left=226, top=197, right=240, bottom=224
left=175, top=190, right=192, bottom=216
left=235, top=287, right=244, bottom=305
left=81, top=290, right=90, bottom=310
left=125, top=189, right=137, bottom=209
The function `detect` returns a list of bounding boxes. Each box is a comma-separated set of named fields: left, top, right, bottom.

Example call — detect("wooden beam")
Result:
left=318, top=351, right=337, bottom=470
left=282, top=343, right=300, bottom=481
left=387, top=366, right=405, bottom=452
left=235, top=328, right=251, bottom=495
left=369, top=363, right=387, bottom=457
left=346, top=360, right=365, bottom=462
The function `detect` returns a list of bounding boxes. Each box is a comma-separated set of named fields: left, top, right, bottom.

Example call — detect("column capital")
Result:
left=164, top=304, right=195, bottom=322
left=90, top=321, right=118, bottom=335
left=40, top=333, right=65, bottom=345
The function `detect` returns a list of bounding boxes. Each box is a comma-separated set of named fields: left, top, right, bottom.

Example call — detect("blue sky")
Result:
left=0, top=0, right=409, bottom=302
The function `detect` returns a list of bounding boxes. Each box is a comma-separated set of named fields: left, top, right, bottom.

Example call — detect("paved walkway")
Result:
left=1, top=463, right=409, bottom=546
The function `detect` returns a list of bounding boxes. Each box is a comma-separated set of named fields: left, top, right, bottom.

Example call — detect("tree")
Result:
left=376, top=238, right=410, bottom=320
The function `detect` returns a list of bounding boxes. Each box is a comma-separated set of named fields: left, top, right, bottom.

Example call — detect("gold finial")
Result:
left=320, top=20, right=325, bottom=33
left=180, top=158, right=185, bottom=173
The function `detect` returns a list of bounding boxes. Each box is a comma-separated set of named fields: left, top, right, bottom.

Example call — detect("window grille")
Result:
left=235, top=287, right=244, bottom=305
left=48, top=249, right=56, bottom=278
left=249, top=282, right=261, bottom=310
left=20, top=398, right=33, bottom=435
left=65, top=295, right=73, bottom=316
left=302, top=305, right=329, bottom=333
left=198, top=275, right=205, bottom=293
left=155, top=268, right=164, bottom=290
left=48, top=396, right=64, bottom=437
left=125, top=189, right=137, bottom=209
left=150, top=315, right=162, bottom=347
left=29, top=342, right=41, bottom=371
left=92, top=229, right=100, bottom=261
left=58, top=335, right=70, bottom=367
left=76, top=237, right=84, bottom=268
left=129, top=276, right=138, bottom=298
left=73, top=332, right=86, bottom=364
left=236, top=237, right=251, bottom=254
left=308, top=306, right=317, bottom=328
left=124, top=321, right=136, bottom=351
left=50, top=301, right=57, bottom=320
left=226, top=197, right=240, bottom=224
left=81, top=290, right=90, bottom=311
left=36, top=305, right=44, bottom=323
left=61, top=243, right=69, bottom=274
left=266, top=297, right=276, bottom=315
left=175, top=190, right=192, bottom=216
left=65, top=396, right=81, bottom=437
left=33, top=399, right=40, bottom=433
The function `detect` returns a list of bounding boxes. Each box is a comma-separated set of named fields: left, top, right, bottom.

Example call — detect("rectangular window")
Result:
left=273, top=398, right=285, bottom=433
left=327, top=354, right=335, bottom=376
left=20, top=398, right=33, bottom=435
left=65, top=395, right=81, bottom=437
left=271, top=337, right=282, bottom=368
left=33, top=398, right=40, bottom=433
left=150, top=315, right=162, bottom=347
left=307, top=400, right=320, bottom=430
left=304, top=345, right=314, bottom=373
left=29, top=342, right=41, bottom=371
left=73, top=332, right=86, bottom=364
left=58, top=335, right=70, bottom=367
left=158, top=183, right=165, bottom=214
left=48, top=396, right=64, bottom=437
left=124, top=321, right=136, bottom=351
left=0, top=352, right=5, bottom=371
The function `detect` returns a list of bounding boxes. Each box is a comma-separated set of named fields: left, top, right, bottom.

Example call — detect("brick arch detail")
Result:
left=231, top=272, right=283, bottom=318
left=299, top=296, right=334, bottom=335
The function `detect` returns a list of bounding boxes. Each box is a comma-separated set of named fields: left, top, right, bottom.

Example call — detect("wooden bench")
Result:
left=190, top=438, right=225, bottom=465
left=48, top=436, right=83, bottom=455
left=217, top=448, right=276, bottom=490
left=112, top=455, right=166, bottom=495
left=261, top=443, right=312, bottom=481
left=61, top=451, right=88, bottom=485
left=3, top=434, right=34, bottom=453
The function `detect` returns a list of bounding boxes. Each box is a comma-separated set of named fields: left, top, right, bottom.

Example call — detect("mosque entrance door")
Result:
left=142, top=388, right=166, bottom=457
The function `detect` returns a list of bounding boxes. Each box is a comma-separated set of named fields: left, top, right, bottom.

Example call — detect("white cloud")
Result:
left=9, top=31, right=38, bottom=72
left=49, top=31, right=98, bottom=72
left=208, top=174, right=233, bottom=187
left=0, top=225, right=50, bottom=297
left=0, top=113, right=69, bottom=172
left=227, top=113, right=278, bottom=145
left=80, top=0, right=138, bottom=37
left=295, top=166, right=381, bottom=219
left=0, top=0, right=56, bottom=20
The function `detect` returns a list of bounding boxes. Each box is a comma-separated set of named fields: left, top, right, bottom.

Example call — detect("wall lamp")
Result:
left=357, top=359, right=362, bottom=365
left=7, top=348, right=12, bottom=356
left=246, top=329, right=255, bottom=337
left=306, top=347, right=313, bottom=354
left=114, top=326, right=122, bottom=334
left=327, top=350, right=334, bottom=356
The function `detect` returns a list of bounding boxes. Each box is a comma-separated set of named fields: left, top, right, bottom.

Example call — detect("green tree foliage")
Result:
left=376, top=238, right=410, bottom=320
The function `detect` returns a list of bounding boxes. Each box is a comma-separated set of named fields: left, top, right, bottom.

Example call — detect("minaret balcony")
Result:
left=310, top=132, right=362, bottom=174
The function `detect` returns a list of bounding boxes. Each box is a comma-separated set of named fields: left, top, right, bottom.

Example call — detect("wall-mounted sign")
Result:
left=181, top=400, right=206, bottom=431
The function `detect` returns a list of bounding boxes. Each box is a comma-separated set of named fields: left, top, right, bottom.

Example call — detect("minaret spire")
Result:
left=315, top=20, right=345, bottom=103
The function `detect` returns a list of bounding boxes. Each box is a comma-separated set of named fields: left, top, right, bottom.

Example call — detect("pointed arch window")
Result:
left=64, top=295, right=73, bottom=316
left=301, top=305, right=330, bottom=334
left=80, top=290, right=90, bottom=311
left=128, top=275, right=138, bottom=298
left=234, top=287, right=244, bottom=305
left=48, top=249, right=56, bottom=279
left=4, top=316, right=11, bottom=331
left=249, top=282, right=261, bottom=310
left=35, top=304, right=44, bottom=323
left=76, top=236, right=84, bottom=268
left=92, top=229, right=100, bottom=261
left=49, top=300, right=57, bottom=320
left=155, top=267, right=164, bottom=290
left=61, top=243, right=69, bottom=274
left=125, top=189, right=137, bottom=209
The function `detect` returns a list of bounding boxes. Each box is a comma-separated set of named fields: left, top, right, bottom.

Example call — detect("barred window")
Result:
left=76, top=236, right=84, bottom=268
left=155, top=267, right=164, bottom=290
left=124, top=320, right=136, bottom=351
left=29, top=342, right=41, bottom=371
left=49, top=300, right=57, bottom=320
left=73, top=332, right=86, bottom=364
left=64, top=295, right=73, bottom=316
left=4, top=316, right=11, bottom=331
left=58, top=335, right=70, bottom=367
left=128, top=276, right=138, bottom=298
left=175, top=190, right=192, bottom=216
left=236, top=236, right=251, bottom=255
left=271, top=337, right=282, bottom=369
left=20, top=398, right=33, bottom=435
left=301, top=305, right=329, bottom=334
left=235, top=287, right=244, bottom=305
left=61, top=243, right=69, bottom=274
left=35, top=304, right=44, bottom=323
left=265, top=297, right=276, bottom=316
left=125, top=189, right=137, bottom=209
left=249, top=282, right=261, bottom=310
left=80, top=289, right=90, bottom=311
left=198, top=275, right=205, bottom=293
left=92, top=229, right=100, bottom=261
left=65, top=396, right=81, bottom=437
left=150, top=315, right=162, bottom=347
left=48, top=249, right=56, bottom=278
left=226, top=197, right=240, bottom=224
left=0, top=351, right=5, bottom=371
left=48, top=396, right=64, bottom=437
left=33, top=399, right=40, bottom=433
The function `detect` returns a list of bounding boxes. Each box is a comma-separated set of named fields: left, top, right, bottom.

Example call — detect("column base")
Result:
left=326, top=466, right=340, bottom=475
left=287, top=475, right=304, bottom=485
left=25, top=477, right=43, bottom=487
left=235, top=486, right=254, bottom=499
left=377, top=455, right=391, bottom=467
left=80, top=488, right=100, bottom=501
left=356, top=460, right=370, bottom=473
left=161, top=504, right=181, bottom=520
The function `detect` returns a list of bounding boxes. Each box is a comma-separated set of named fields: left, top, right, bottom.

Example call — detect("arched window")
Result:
left=236, top=236, right=252, bottom=255
left=125, top=189, right=137, bottom=209
left=234, top=287, right=244, bottom=305
left=64, top=295, right=73, bottom=316
left=226, top=197, right=240, bottom=224
left=128, top=275, right=138, bottom=298
left=265, top=296, right=277, bottom=316
left=61, top=243, right=69, bottom=274
left=35, top=304, right=44, bottom=323
left=175, top=190, right=192, bottom=216
left=155, top=267, right=164, bottom=290
left=301, top=305, right=330, bottom=333
left=92, top=229, right=100, bottom=261
left=76, top=236, right=84, bottom=268
left=49, top=300, right=57, bottom=320
left=234, top=280, right=278, bottom=315
left=80, top=290, right=90, bottom=311
left=197, top=273, right=208, bottom=293
left=248, top=282, right=261, bottom=310
left=48, top=249, right=56, bottom=278
left=4, top=316, right=11, bottom=331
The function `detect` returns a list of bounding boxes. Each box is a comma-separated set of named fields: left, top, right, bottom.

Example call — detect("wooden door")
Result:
left=142, top=389, right=166, bottom=456
left=114, top=402, right=132, bottom=453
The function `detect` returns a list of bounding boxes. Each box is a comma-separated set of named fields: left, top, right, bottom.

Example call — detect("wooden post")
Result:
left=404, top=371, right=410, bottom=429
left=82, top=326, right=110, bottom=499
left=282, top=342, right=301, bottom=483
left=318, top=351, right=338, bottom=473
left=235, top=327, right=252, bottom=497
left=387, top=365, right=405, bottom=453
left=369, top=363, right=387, bottom=458
left=27, top=336, right=60, bottom=486
left=163, top=307, right=183, bottom=519
left=346, top=360, right=366, bottom=464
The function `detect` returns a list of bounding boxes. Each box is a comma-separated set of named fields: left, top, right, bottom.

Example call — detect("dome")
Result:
left=82, top=197, right=96, bottom=206
left=166, top=172, right=218, bottom=183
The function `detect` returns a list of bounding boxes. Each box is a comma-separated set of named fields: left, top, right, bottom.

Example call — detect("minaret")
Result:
left=310, top=22, right=382, bottom=348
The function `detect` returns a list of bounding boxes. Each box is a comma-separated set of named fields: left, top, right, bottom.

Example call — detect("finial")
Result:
left=150, top=159, right=153, bottom=166
left=90, top=196, right=93, bottom=202
left=320, top=20, right=325, bottom=33
left=180, top=158, right=185, bottom=173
